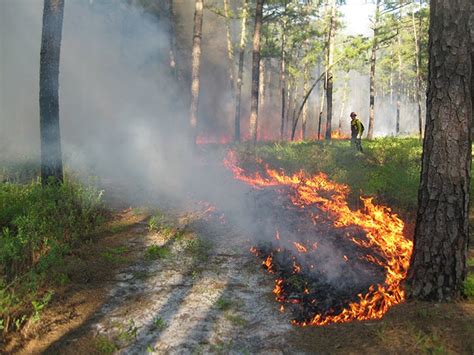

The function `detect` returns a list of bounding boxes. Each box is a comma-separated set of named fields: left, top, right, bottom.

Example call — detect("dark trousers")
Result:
left=351, top=135, right=363, bottom=152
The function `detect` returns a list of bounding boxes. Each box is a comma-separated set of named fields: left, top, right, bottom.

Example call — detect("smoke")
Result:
left=1, top=0, right=196, bottom=202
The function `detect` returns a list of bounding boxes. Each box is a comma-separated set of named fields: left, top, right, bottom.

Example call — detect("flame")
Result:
left=293, top=242, right=308, bottom=253
left=224, top=150, right=413, bottom=326
left=263, top=255, right=274, bottom=273
left=331, top=130, right=349, bottom=140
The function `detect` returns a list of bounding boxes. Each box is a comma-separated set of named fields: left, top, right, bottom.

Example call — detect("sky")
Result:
left=340, top=0, right=375, bottom=37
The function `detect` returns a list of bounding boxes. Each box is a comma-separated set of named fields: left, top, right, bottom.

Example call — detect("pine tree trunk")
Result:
left=248, top=0, right=264, bottom=144
left=389, top=48, right=394, bottom=104
left=412, top=2, right=423, bottom=139
left=40, top=0, right=64, bottom=185
left=396, top=30, right=402, bottom=135
left=168, top=0, right=178, bottom=79
left=190, top=0, right=204, bottom=144
left=325, top=0, right=336, bottom=141
left=318, top=84, right=325, bottom=140
left=406, top=0, right=472, bottom=301
left=259, top=58, right=265, bottom=109
left=279, top=30, right=287, bottom=140
left=223, top=0, right=236, bottom=99
left=234, top=0, right=249, bottom=142
left=367, top=0, right=380, bottom=140
left=302, top=65, right=309, bottom=140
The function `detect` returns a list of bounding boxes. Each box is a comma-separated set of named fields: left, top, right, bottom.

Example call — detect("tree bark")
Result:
left=302, top=65, right=309, bottom=140
left=248, top=0, right=264, bottom=144
left=396, top=28, right=402, bottom=135
left=367, top=0, right=381, bottom=140
left=190, top=0, right=204, bottom=144
left=406, top=0, right=472, bottom=301
left=40, top=0, right=65, bottom=185
left=325, top=0, right=336, bottom=141
left=223, top=0, right=236, bottom=99
left=168, top=0, right=178, bottom=79
left=412, top=1, right=423, bottom=139
left=234, top=0, right=249, bottom=142
left=279, top=29, right=287, bottom=140
left=318, top=84, right=325, bottom=140
left=259, top=58, right=265, bottom=109
left=279, top=0, right=287, bottom=140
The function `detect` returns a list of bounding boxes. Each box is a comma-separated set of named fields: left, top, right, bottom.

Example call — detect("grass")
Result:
left=151, top=316, right=167, bottom=331
left=145, top=244, right=170, bottom=260
left=95, top=335, right=118, bottom=354
left=215, top=297, right=233, bottom=311
left=464, top=274, right=474, bottom=298
left=101, top=246, right=129, bottom=264
left=184, top=238, right=212, bottom=263
left=0, top=174, right=105, bottom=334
left=235, top=138, right=423, bottom=212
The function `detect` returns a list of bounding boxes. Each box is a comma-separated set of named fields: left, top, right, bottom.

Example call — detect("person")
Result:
left=350, top=112, right=364, bottom=152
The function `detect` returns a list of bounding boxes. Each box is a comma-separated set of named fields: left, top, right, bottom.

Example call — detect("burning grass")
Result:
left=224, top=150, right=413, bottom=326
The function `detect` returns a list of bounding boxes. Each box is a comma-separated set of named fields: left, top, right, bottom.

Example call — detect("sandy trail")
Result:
left=38, top=207, right=292, bottom=354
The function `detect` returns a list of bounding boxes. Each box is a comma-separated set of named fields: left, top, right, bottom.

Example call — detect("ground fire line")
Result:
left=223, top=150, right=413, bottom=326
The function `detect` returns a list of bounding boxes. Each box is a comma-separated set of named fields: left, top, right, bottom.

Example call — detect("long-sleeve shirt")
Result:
left=351, top=119, right=363, bottom=137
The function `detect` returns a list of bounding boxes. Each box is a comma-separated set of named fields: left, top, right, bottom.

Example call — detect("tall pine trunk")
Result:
left=190, top=0, right=204, bottom=144
left=318, top=83, right=325, bottom=140
left=279, top=29, right=287, bottom=140
left=411, top=2, right=423, bottom=139
left=325, top=0, right=336, bottom=141
left=367, top=0, right=381, bottom=140
left=302, top=65, right=309, bottom=140
left=223, top=0, right=236, bottom=99
left=396, top=29, right=402, bottom=135
left=234, top=0, right=249, bottom=142
left=248, top=0, right=264, bottom=143
left=168, top=0, right=178, bottom=79
left=406, top=0, right=472, bottom=301
left=40, top=0, right=65, bottom=185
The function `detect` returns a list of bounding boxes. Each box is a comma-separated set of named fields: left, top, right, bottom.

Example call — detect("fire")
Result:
left=293, top=242, right=308, bottom=253
left=331, top=130, right=349, bottom=140
left=224, top=150, right=413, bottom=326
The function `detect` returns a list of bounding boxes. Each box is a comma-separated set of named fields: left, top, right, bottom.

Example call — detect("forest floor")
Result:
left=3, top=139, right=474, bottom=354
left=6, top=204, right=474, bottom=354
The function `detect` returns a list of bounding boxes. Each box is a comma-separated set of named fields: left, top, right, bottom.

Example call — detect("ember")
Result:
left=224, top=150, right=413, bottom=326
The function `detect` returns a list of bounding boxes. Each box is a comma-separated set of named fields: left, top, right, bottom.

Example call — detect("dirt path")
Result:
left=12, top=206, right=291, bottom=354
left=6, top=202, right=474, bottom=354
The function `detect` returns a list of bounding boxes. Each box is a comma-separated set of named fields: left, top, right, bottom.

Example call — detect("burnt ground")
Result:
left=2, top=182, right=474, bottom=354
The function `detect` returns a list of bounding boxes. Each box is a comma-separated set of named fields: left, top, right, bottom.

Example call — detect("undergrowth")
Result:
left=0, top=175, right=105, bottom=334
left=235, top=137, right=423, bottom=212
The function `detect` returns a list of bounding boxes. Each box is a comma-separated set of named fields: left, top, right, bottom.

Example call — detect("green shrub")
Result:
left=0, top=177, right=104, bottom=331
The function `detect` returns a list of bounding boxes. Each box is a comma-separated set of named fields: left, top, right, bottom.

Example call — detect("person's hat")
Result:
left=350, top=112, right=357, bottom=117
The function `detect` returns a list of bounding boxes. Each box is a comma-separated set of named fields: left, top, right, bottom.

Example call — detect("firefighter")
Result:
left=350, top=112, right=364, bottom=152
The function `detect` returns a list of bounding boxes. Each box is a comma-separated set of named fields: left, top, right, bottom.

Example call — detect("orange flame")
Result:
left=293, top=242, right=308, bottom=253
left=224, top=150, right=413, bottom=326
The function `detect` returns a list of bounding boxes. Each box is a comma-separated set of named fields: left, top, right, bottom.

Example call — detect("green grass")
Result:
left=0, top=176, right=105, bottom=333
left=464, top=273, right=474, bottom=298
left=95, top=335, right=118, bottom=354
left=215, top=297, right=233, bottom=311
left=145, top=244, right=170, bottom=260
left=236, top=138, right=423, bottom=212
left=151, top=316, right=167, bottom=331
left=101, top=246, right=129, bottom=264
left=184, top=238, right=212, bottom=263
